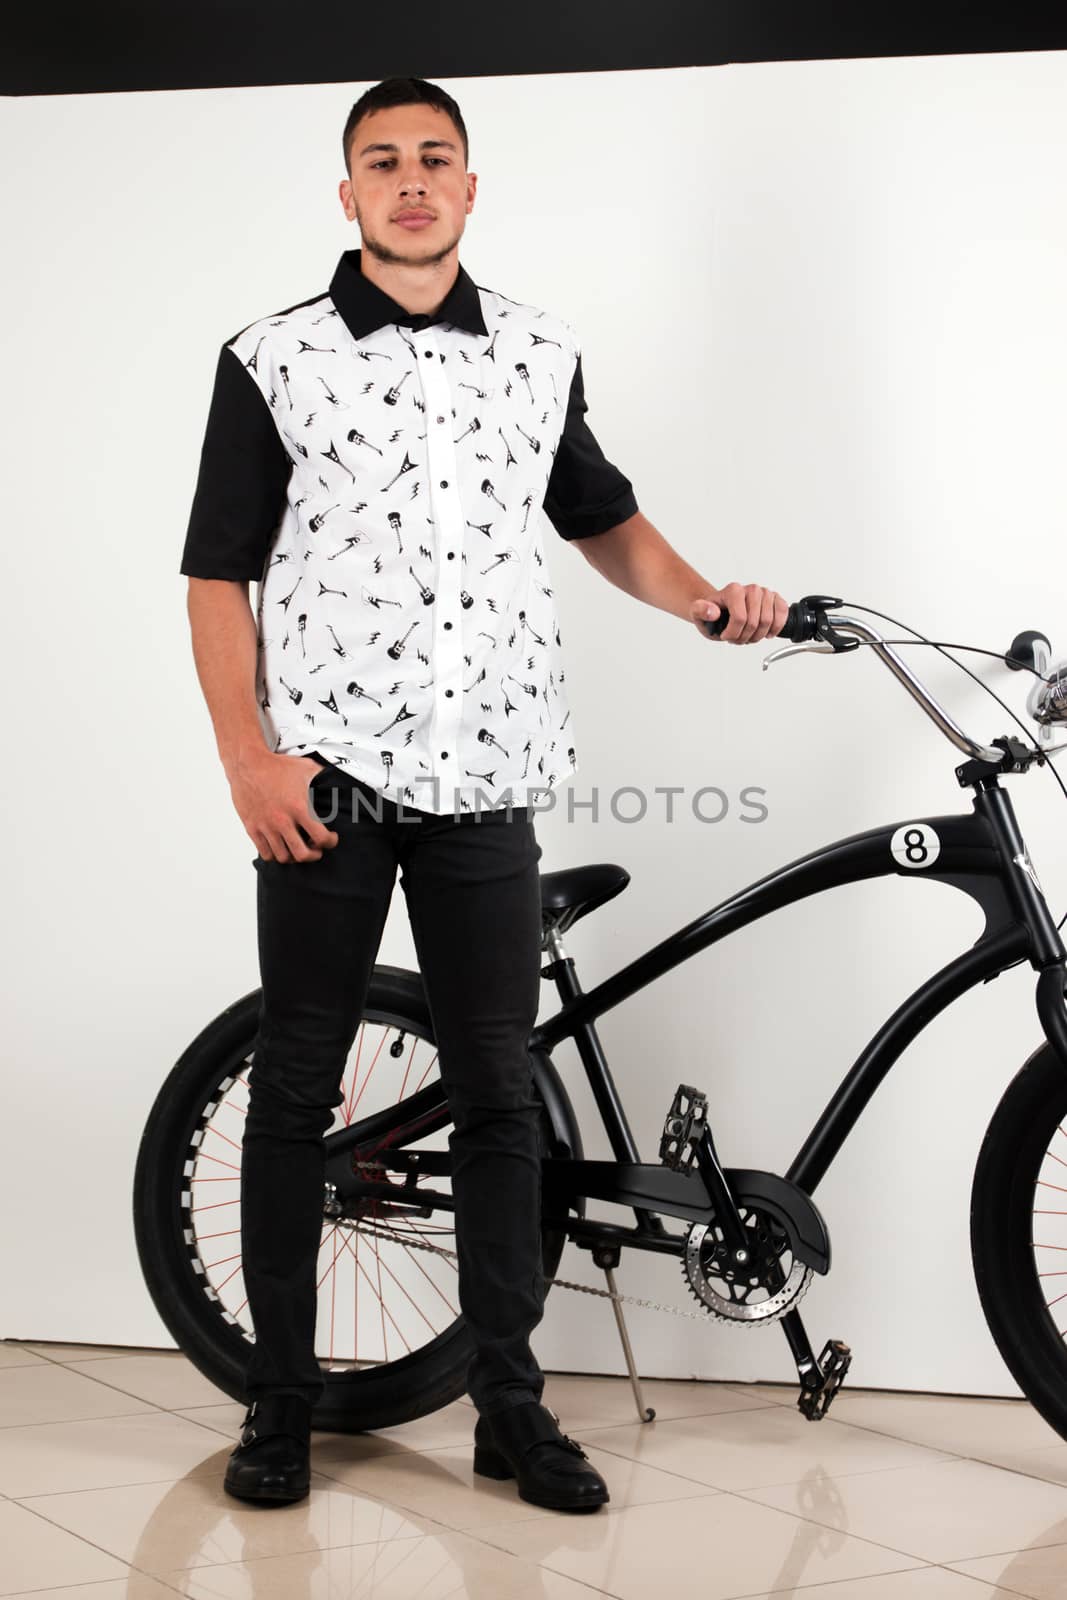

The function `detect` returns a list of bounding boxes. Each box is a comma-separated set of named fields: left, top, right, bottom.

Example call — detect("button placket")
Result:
left=418, top=334, right=465, bottom=788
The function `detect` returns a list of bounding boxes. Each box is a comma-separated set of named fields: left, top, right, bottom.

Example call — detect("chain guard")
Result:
left=682, top=1174, right=828, bottom=1325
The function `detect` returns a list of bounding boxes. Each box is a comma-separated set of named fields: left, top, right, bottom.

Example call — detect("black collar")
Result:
left=328, top=248, right=488, bottom=341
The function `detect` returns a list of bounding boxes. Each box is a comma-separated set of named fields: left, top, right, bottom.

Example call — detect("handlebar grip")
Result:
left=701, top=601, right=805, bottom=642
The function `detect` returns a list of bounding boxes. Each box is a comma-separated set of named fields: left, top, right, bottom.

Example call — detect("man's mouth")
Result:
left=394, top=213, right=435, bottom=230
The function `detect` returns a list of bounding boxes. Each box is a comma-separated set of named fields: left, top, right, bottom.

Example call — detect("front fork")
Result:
left=1037, top=965, right=1067, bottom=1069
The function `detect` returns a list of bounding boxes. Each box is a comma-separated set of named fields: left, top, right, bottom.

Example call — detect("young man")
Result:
left=180, top=75, right=788, bottom=1513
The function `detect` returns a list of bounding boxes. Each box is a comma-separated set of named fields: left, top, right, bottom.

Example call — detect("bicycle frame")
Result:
left=525, top=776, right=1067, bottom=1248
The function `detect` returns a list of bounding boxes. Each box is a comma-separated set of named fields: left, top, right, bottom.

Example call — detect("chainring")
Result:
left=682, top=1200, right=813, bottom=1324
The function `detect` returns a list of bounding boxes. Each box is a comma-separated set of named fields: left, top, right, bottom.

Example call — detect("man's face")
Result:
left=340, top=103, right=476, bottom=268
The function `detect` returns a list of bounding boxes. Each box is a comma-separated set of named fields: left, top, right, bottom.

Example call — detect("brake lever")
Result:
left=762, top=641, right=837, bottom=671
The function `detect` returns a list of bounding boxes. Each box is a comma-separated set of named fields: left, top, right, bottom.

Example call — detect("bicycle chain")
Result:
left=343, top=1216, right=721, bottom=1324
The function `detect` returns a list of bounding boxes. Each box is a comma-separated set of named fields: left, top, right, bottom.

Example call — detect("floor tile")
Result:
left=4, top=1580, right=183, bottom=1600
left=0, top=1411, right=230, bottom=1497
left=165, top=1528, right=605, bottom=1598
left=951, top=1541, right=1067, bottom=1597
left=721, top=1381, right=802, bottom=1408
left=830, top=1388, right=1063, bottom=1458
left=749, top=1457, right=1067, bottom=1564
left=314, top=1434, right=711, bottom=1530
left=0, top=1498, right=128, bottom=1594
left=484, top=1490, right=926, bottom=1599
left=574, top=1402, right=953, bottom=1491
left=65, top=1356, right=232, bottom=1411
left=23, top=1342, right=179, bottom=1363
left=966, top=1442, right=1067, bottom=1487
left=0, top=1365, right=157, bottom=1429
left=538, top=1371, right=775, bottom=1430
left=175, top=1396, right=480, bottom=1454
left=0, top=1343, right=47, bottom=1370
left=14, top=1474, right=439, bottom=1575
left=738, top=1569, right=1019, bottom=1597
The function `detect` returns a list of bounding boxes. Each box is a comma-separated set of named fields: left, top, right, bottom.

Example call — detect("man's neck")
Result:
left=359, top=248, right=460, bottom=318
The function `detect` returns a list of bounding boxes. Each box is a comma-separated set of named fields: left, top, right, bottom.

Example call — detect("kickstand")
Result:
left=594, top=1246, right=656, bottom=1422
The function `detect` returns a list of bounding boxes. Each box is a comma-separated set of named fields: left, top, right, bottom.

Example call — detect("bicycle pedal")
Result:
left=797, top=1339, right=852, bottom=1421
left=659, top=1083, right=708, bottom=1172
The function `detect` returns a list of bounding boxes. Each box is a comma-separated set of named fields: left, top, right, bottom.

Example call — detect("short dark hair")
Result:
left=342, top=76, right=469, bottom=175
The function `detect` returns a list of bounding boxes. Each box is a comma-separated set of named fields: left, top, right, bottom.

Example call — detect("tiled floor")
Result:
left=2, top=1341, right=1067, bottom=1597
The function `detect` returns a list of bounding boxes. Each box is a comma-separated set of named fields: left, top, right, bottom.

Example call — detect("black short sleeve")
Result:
left=543, top=353, right=638, bottom=540
left=179, top=343, right=292, bottom=581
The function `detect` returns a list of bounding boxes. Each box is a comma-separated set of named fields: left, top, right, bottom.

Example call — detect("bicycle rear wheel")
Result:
left=971, top=1039, right=1067, bottom=1440
left=133, top=965, right=567, bottom=1433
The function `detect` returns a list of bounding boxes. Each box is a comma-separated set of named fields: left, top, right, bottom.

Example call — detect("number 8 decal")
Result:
left=890, top=823, right=941, bottom=869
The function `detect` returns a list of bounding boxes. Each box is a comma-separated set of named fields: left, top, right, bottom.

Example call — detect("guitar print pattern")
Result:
left=228, top=289, right=583, bottom=814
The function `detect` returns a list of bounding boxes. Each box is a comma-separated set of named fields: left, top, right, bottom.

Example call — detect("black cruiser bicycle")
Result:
left=134, top=595, right=1067, bottom=1435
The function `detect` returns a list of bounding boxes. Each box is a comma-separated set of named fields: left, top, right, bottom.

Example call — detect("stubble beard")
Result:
left=357, top=207, right=464, bottom=269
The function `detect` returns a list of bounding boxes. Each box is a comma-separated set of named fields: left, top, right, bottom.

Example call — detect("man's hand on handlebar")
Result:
left=690, top=584, right=791, bottom=645
left=228, top=751, right=341, bottom=864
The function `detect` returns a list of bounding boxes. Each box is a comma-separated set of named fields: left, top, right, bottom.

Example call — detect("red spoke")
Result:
left=397, top=1033, right=420, bottom=1101
left=316, top=1226, right=345, bottom=1293
left=350, top=1030, right=391, bottom=1121
left=329, top=1226, right=341, bottom=1362
left=1033, top=1242, right=1067, bottom=1251
left=343, top=1023, right=368, bottom=1123
left=370, top=1225, right=389, bottom=1359
left=203, top=1127, right=244, bottom=1155
left=1037, top=1180, right=1067, bottom=1197
left=201, top=1251, right=243, bottom=1272
left=353, top=1232, right=442, bottom=1336
left=196, top=1228, right=241, bottom=1241
left=382, top=1218, right=460, bottom=1273
left=397, top=1239, right=460, bottom=1317
left=415, top=1052, right=439, bottom=1093
left=339, top=1230, right=412, bottom=1356
left=192, top=1151, right=241, bottom=1174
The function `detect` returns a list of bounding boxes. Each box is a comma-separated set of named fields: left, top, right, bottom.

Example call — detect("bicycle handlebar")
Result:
left=700, top=595, right=1067, bottom=763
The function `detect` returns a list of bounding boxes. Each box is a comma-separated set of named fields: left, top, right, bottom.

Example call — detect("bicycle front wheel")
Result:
left=971, top=1039, right=1067, bottom=1439
left=133, top=965, right=568, bottom=1433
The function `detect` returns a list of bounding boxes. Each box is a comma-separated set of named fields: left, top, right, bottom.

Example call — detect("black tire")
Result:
left=971, top=1039, right=1067, bottom=1440
left=133, top=965, right=568, bottom=1434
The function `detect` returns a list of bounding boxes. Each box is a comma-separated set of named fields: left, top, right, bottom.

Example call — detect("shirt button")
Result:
left=440, top=480, right=449, bottom=488
left=441, top=751, right=449, bottom=759
left=436, top=415, right=445, bottom=424
left=445, top=689, right=454, bottom=697
left=443, top=620, right=453, bottom=629
left=424, top=350, right=433, bottom=359
left=446, top=551, right=455, bottom=559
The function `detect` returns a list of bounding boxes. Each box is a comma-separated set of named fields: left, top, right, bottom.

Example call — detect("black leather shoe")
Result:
left=223, top=1394, right=312, bottom=1505
left=473, top=1401, right=609, bottom=1512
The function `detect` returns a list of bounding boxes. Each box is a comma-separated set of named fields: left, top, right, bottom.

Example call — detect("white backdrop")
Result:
left=3, top=51, right=1066, bottom=1396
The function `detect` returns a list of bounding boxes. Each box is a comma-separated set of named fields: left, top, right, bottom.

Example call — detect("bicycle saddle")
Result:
left=539, top=864, right=630, bottom=933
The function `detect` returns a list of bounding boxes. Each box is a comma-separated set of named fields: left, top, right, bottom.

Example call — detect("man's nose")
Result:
left=399, top=171, right=427, bottom=195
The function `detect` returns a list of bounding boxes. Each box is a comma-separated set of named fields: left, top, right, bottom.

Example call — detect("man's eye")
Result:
left=370, top=158, right=447, bottom=169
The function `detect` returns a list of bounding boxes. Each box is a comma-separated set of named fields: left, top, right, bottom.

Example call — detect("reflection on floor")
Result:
left=1, top=1339, right=1067, bottom=1597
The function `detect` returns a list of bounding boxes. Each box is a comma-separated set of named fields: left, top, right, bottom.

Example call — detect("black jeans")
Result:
left=240, top=759, right=547, bottom=1418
